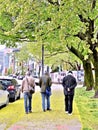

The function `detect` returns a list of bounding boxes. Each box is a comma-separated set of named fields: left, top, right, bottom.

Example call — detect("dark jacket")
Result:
left=39, top=74, right=52, bottom=93
left=62, top=74, right=77, bottom=95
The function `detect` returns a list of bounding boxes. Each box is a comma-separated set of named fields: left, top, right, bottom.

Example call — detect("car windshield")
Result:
left=0, top=80, right=12, bottom=88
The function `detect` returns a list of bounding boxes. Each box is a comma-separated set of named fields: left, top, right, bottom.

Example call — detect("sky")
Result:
left=0, top=45, right=5, bottom=50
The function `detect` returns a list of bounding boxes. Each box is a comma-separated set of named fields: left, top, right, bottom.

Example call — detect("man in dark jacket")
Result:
left=62, top=71, right=77, bottom=115
left=39, top=72, right=52, bottom=112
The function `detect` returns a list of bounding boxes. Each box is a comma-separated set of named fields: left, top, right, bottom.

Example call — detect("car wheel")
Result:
left=12, top=96, right=16, bottom=102
left=18, top=93, right=20, bottom=99
left=13, top=97, right=15, bottom=102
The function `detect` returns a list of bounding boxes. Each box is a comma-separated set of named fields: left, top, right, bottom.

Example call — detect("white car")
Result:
left=0, top=83, right=9, bottom=107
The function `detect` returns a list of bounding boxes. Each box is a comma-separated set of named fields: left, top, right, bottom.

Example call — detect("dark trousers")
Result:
left=64, top=95, right=74, bottom=114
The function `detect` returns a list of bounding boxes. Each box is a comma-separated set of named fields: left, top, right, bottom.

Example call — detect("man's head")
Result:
left=45, top=71, right=49, bottom=76
left=68, top=71, right=73, bottom=74
left=26, top=71, right=31, bottom=76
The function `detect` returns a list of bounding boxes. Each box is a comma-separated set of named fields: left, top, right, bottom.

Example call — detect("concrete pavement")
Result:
left=8, top=83, right=82, bottom=130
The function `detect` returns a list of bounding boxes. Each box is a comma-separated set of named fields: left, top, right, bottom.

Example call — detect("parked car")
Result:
left=57, top=71, right=66, bottom=83
left=0, top=83, right=9, bottom=107
left=17, top=75, right=24, bottom=80
left=0, top=76, right=21, bottom=102
left=8, top=74, right=17, bottom=78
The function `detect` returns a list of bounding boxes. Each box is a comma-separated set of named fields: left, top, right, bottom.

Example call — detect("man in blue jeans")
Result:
left=39, top=72, right=52, bottom=112
left=22, top=72, right=35, bottom=114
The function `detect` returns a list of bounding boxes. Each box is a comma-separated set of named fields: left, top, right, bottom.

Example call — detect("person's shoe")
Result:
left=25, top=112, right=28, bottom=114
left=68, top=113, right=72, bottom=115
left=47, top=108, right=52, bottom=111
left=29, top=111, right=32, bottom=113
left=43, top=109, right=46, bottom=112
left=65, top=111, right=68, bottom=114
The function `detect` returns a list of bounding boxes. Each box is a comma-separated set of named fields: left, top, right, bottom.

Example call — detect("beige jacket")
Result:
left=22, top=76, right=35, bottom=93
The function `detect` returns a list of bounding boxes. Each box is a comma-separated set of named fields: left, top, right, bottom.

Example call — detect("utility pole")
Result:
left=42, top=44, right=44, bottom=75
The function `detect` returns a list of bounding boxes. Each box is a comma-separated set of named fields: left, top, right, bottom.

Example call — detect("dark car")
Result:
left=17, top=75, right=24, bottom=80
left=0, top=76, right=21, bottom=102
left=8, top=74, right=17, bottom=78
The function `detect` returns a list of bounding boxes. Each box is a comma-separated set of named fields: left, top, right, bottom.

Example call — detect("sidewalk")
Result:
left=8, top=84, right=82, bottom=130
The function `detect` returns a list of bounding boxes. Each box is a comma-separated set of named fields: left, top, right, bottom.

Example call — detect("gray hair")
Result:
left=26, top=71, right=31, bottom=76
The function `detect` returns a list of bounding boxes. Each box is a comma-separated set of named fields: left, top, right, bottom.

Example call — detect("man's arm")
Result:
left=39, top=77, right=42, bottom=88
left=49, top=77, right=52, bottom=87
left=62, top=77, right=66, bottom=87
left=69, top=78, right=77, bottom=90
left=21, top=80, right=24, bottom=93
left=30, top=77, right=35, bottom=88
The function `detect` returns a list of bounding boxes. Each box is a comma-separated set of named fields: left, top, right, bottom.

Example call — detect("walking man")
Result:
left=62, top=71, right=77, bottom=115
left=39, top=72, right=52, bottom=112
left=22, top=71, right=35, bottom=114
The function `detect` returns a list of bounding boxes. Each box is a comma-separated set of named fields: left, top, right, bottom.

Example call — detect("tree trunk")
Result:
left=94, top=91, right=98, bottom=98
left=83, top=60, right=94, bottom=91
left=93, top=59, right=98, bottom=98
left=67, top=45, right=94, bottom=90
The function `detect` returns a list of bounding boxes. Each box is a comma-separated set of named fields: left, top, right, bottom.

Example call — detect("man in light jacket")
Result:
left=62, top=71, right=77, bottom=115
left=22, top=71, right=35, bottom=114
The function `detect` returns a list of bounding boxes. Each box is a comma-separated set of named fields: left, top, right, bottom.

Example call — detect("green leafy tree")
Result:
left=0, top=0, right=98, bottom=97
left=15, top=43, right=30, bottom=74
left=38, top=0, right=98, bottom=97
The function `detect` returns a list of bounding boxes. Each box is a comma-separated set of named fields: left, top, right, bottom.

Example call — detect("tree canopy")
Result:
left=0, top=0, right=98, bottom=97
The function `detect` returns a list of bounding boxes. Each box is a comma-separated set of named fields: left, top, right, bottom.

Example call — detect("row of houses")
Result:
left=0, top=45, right=51, bottom=76
left=0, top=45, right=20, bottom=75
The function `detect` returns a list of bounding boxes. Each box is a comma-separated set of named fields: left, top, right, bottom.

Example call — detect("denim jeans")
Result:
left=24, top=92, right=32, bottom=113
left=41, top=92, right=50, bottom=111
left=28, top=94, right=32, bottom=111
left=46, top=95, right=50, bottom=109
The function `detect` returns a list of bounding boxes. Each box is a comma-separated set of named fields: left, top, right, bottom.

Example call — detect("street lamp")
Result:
left=42, top=44, right=44, bottom=75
